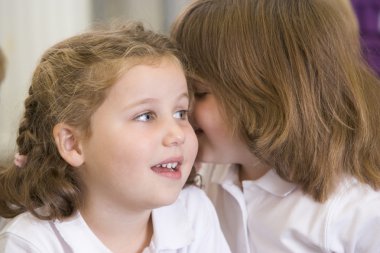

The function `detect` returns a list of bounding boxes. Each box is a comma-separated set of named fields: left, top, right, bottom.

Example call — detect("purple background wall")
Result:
left=351, top=0, right=380, bottom=76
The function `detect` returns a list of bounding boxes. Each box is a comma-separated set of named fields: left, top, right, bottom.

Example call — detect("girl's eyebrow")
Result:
left=123, top=92, right=189, bottom=110
left=177, top=92, right=190, bottom=100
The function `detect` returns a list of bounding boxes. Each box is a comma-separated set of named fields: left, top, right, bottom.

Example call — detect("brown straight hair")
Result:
left=172, top=0, right=380, bottom=202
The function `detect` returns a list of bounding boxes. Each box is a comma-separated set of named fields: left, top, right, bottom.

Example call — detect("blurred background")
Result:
left=0, top=0, right=191, bottom=162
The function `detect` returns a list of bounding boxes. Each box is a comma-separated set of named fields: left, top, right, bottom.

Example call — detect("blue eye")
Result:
left=135, top=112, right=155, bottom=122
left=173, top=110, right=188, bottom=120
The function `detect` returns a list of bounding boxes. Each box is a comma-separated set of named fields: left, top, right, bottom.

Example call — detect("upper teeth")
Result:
left=156, top=162, right=178, bottom=169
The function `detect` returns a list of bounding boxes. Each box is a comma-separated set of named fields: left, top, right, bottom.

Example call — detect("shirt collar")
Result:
left=55, top=201, right=194, bottom=252
left=243, top=169, right=297, bottom=197
left=210, top=163, right=297, bottom=197
left=54, top=212, right=112, bottom=252
left=150, top=197, right=194, bottom=250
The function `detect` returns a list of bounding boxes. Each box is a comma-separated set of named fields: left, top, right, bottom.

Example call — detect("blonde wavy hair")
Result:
left=0, top=22, right=192, bottom=219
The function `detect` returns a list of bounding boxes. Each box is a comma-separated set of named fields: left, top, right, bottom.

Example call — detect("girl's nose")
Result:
left=163, top=123, right=186, bottom=146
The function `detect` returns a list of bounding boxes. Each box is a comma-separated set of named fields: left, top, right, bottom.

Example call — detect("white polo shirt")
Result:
left=0, top=218, right=6, bottom=231
left=0, top=185, right=231, bottom=253
left=200, top=163, right=380, bottom=253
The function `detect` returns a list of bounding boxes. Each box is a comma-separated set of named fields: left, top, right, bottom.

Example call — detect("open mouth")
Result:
left=152, top=162, right=179, bottom=171
left=151, top=160, right=183, bottom=179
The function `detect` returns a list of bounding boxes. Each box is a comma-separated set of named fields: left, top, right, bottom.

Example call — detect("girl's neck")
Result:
left=238, top=157, right=271, bottom=182
left=228, top=138, right=272, bottom=182
left=80, top=204, right=153, bottom=253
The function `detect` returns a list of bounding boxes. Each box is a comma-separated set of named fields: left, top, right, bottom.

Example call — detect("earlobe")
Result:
left=53, top=123, right=84, bottom=167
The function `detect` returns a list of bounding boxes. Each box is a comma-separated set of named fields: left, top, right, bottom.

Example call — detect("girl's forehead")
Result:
left=122, top=54, right=180, bottom=68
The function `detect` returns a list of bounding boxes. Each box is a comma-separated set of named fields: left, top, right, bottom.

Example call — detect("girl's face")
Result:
left=191, top=82, right=253, bottom=165
left=191, top=81, right=272, bottom=180
left=79, top=58, right=198, bottom=213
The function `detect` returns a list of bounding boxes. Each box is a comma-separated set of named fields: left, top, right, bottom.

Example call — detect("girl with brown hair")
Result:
left=172, top=0, right=380, bottom=252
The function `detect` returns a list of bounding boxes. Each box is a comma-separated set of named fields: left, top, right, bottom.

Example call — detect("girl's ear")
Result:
left=53, top=123, right=84, bottom=167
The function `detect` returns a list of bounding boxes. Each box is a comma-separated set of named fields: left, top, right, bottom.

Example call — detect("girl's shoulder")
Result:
left=332, top=176, right=380, bottom=211
left=1, top=212, right=109, bottom=253
left=322, top=177, right=380, bottom=251
left=0, top=212, right=63, bottom=253
left=1, top=212, right=51, bottom=236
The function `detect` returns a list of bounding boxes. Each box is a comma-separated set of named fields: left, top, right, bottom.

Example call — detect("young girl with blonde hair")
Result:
left=172, top=0, right=380, bottom=252
left=0, top=22, right=230, bottom=253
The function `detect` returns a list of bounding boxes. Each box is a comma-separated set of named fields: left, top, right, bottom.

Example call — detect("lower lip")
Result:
left=151, top=166, right=182, bottom=179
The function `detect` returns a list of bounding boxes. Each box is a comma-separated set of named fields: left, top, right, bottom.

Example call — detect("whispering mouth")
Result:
left=194, top=128, right=203, bottom=135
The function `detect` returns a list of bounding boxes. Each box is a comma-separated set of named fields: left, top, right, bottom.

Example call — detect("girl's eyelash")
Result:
left=134, top=109, right=189, bottom=121
left=174, top=109, right=189, bottom=120
left=134, top=112, right=155, bottom=122
left=194, top=92, right=209, bottom=99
